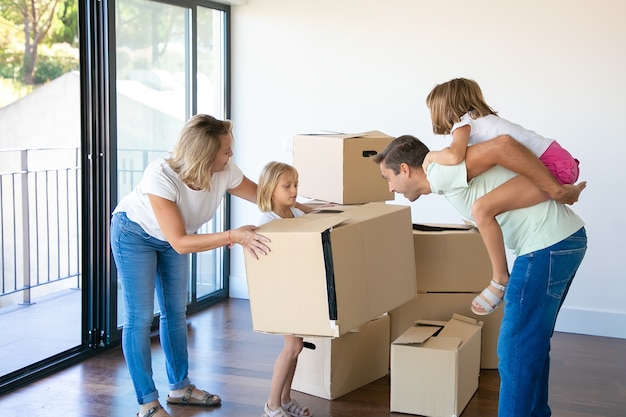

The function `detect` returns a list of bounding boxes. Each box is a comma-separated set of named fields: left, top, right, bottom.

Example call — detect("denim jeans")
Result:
left=110, top=212, right=191, bottom=404
left=497, top=227, right=587, bottom=417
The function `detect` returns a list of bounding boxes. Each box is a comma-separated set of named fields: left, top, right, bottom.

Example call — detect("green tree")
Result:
left=0, top=0, right=62, bottom=84
left=48, top=0, right=77, bottom=46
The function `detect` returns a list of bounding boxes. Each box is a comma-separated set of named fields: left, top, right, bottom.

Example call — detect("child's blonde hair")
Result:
left=257, top=161, right=299, bottom=212
left=166, top=114, right=234, bottom=191
left=426, top=78, right=497, bottom=135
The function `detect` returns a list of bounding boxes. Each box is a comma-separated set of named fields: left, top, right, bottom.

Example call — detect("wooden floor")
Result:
left=1, top=298, right=625, bottom=417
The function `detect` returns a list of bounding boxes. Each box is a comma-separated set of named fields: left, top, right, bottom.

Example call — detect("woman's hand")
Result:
left=232, top=225, right=271, bottom=259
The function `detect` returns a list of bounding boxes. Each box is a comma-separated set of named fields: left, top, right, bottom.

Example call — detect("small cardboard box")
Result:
left=390, top=314, right=482, bottom=417
left=293, top=131, right=394, bottom=204
left=413, top=224, right=492, bottom=293
left=292, top=315, right=390, bottom=400
left=244, top=203, right=416, bottom=337
left=389, top=293, right=502, bottom=369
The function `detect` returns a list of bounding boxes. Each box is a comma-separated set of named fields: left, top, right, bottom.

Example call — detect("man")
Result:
left=374, top=135, right=587, bottom=417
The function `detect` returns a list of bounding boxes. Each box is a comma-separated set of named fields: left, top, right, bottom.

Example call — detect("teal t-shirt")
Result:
left=427, top=162, right=585, bottom=256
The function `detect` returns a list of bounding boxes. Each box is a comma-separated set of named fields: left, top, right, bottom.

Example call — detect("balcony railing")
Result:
left=0, top=147, right=222, bottom=314
left=0, top=148, right=81, bottom=306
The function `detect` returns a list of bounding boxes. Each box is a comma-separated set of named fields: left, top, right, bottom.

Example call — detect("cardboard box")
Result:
left=244, top=203, right=416, bottom=337
left=413, top=224, right=492, bottom=293
left=293, top=131, right=394, bottom=204
left=292, top=315, right=390, bottom=400
left=390, top=314, right=482, bottom=417
left=389, top=293, right=502, bottom=369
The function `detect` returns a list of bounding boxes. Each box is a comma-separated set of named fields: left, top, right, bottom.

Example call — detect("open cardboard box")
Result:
left=293, top=130, right=394, bottom=204
left=244, top=203, right=416, bottom=337
left=390, top=314, right=482, bottom=417
left=389, top=293, right=502, bottom=369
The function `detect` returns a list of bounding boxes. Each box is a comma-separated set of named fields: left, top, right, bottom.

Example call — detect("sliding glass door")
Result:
left=0, top=0, right=82, bottom=382
left=113, top=0, right=229, bottom=328
left=0, top=0, right=230, bottom=394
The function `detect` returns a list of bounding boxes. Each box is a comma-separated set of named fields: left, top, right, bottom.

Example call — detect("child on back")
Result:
left=256, top=161, right=312, bottom=417
left=425, top=77, right=581, bottom=316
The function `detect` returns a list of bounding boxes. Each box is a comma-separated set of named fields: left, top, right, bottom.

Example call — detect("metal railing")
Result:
left=0, top=146, right=223, bottom=310
left=0, top=148, right=81, bottom=306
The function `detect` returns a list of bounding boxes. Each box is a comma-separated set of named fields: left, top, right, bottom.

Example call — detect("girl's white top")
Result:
left=452, top=113, right=553, bottom=157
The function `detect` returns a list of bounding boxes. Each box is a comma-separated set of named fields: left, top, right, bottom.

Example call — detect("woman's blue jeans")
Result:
left=110, top=212, right=192, bottom=404
left=497, top=227, right=587, bottom=417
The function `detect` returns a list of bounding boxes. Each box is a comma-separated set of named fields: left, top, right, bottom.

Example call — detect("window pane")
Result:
left=115, top=0, right=190, bottom=325
left=195, top=6, right=226, bottom=300
left=0, top=0, right=81, bottom=376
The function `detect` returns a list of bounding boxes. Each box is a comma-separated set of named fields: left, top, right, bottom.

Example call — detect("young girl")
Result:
left=256, top=161, right=312, bottom=417
left=425, top=78, right=581, bottom=316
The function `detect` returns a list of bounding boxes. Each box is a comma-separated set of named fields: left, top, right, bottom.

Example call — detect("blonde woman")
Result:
left=425, top=78, right=582, bottom=316
left=256, top=161, right=312, bottom=417
left=111, top=114, right=271, bottom=417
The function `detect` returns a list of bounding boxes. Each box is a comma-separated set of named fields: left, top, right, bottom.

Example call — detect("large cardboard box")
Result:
left=292, top=315, right=390, bottom=400
left=390, top=314, right=482, bottom=417
left=389, top=293, right=502, bottom=369
left=413, top=224, right=492, bottom=293
left=244, top=203, right=416, bottom=337
left=293, top=131, right=394, bottom=204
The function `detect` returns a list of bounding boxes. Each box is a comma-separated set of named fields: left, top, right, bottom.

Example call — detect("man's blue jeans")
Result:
left=110, top=212, right=191, bottom=404
left=497, top=227, right=587, bottom=417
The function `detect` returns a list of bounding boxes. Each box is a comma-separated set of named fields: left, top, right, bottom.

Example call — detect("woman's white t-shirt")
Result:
left=114, top=157, right=244, bottom=241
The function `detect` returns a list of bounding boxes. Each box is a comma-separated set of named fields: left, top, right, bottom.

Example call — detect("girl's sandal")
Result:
left=471, top=280, right=507, bottom=316
left=282, top=399, right=312, bottom=417
left=263, top=403, right=291, bottom=417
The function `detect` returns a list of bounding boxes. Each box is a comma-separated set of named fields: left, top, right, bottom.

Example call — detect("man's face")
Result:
left=379, top=162, right=428, bottom=202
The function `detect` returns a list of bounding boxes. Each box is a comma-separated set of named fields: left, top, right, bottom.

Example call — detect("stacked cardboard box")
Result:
left=243, top=203, right=416, bottom=338
left=244, top=130, right=405, bottom=400
left=292, top=130, right=394, bottom=204
left=389, top=224, right=503, bottom=369
left=291, top=315, right=390, bottom=400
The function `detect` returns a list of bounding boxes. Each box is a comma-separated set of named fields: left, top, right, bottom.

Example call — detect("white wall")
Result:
left=228, top=0, right=626, bottom=338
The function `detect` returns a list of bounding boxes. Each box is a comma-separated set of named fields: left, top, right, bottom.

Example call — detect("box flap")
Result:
left=451, top=313, right=479, bottom=325
left=295, top=130, right=390, bottom=140
left=412, top=223, right=475, bottom=232
left=257, top=214, right=351, bottom=233
left=393, top=324, right=442, bottom=345
left=439, top=314, right=482, bottom=346
left=415, top=319, right=448, bottom=327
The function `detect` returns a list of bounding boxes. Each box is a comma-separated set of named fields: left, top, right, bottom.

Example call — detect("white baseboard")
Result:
left=555, top=306, right=626, bottom=339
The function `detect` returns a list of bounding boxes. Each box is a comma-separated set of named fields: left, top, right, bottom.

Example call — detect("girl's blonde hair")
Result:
left=166, top=114, right=233, bottom=191
left=426, top=78, right=497, bottom=135
left=256, top=161, right=299, bottom=212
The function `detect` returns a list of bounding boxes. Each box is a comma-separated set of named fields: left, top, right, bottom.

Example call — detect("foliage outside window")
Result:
left=0, top=0, right=79, bottom=107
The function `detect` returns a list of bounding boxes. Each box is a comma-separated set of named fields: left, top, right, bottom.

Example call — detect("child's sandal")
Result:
left=282, top=399, right=312, bottom=417
left=263, top=403, right=291, bottom=417
left=471, top=280, right=506, bottom=316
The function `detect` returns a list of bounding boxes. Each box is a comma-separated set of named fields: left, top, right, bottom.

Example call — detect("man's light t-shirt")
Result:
left=426, top=162, right=585, bottom=256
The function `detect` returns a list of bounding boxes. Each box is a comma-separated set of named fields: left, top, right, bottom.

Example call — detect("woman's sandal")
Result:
left=136, top=405, right=170, bottom=417
left=471, top=280, right=507, bottom=316
left=282, top=399, right=312, bottom=417
left=166, top=384, right=221, bottom=406
left=263, top=402, right=291, bottom=417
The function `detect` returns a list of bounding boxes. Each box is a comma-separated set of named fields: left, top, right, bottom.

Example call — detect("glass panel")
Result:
left=115, top=0, right=190, bottom=326
left=0, top=0, right=81, bottom=376
left=195, top=6, right=226, bottom=299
